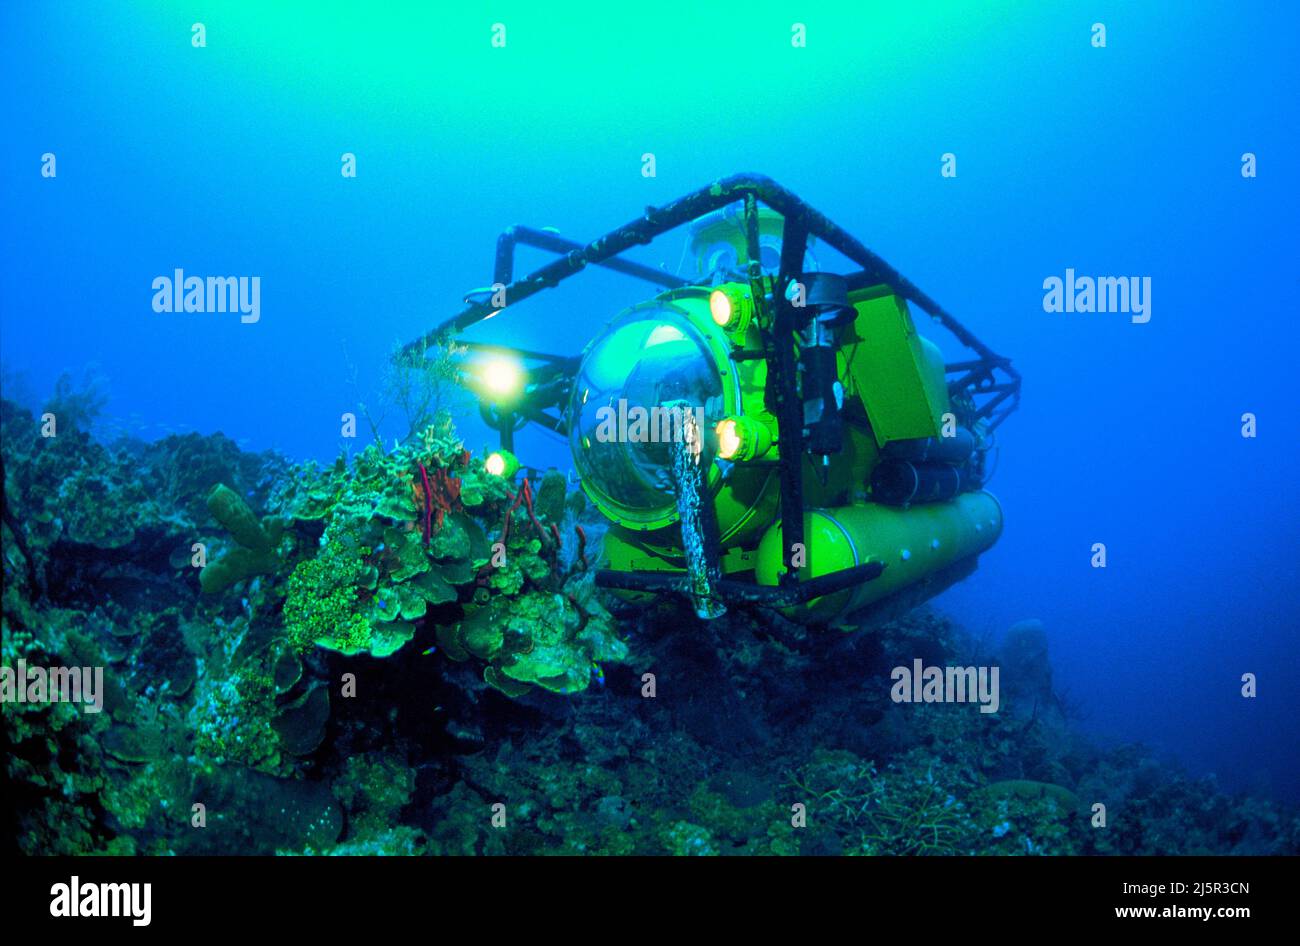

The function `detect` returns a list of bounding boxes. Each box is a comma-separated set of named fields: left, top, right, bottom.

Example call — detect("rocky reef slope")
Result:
left=2, top=396, right=1295, bottom=855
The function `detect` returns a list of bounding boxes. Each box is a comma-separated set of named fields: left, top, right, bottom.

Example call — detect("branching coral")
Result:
left=352, top=337, right=469, bottom=448
left=789, top=749, right=981, bottom=855
left=414, top=450, right=470, bottom=542
left=42, top=369, right=108, bottom=435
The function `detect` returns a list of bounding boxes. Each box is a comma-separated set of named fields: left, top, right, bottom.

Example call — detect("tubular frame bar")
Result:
left=404, top=173, right=1017, bottom=374
left=772, top=212, right=809, bottom=584
left=493, top=225, right=688, bottom=290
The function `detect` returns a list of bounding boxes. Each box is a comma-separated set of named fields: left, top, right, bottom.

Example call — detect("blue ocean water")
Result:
left=3, top=2, right=1297, bottom=801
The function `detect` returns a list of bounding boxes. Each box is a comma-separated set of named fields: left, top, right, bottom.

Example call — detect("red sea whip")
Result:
left=417, top=462, right=434, bottom=545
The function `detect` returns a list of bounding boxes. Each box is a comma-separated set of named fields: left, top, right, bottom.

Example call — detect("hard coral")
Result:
left=438, top=577, right=626, bottom=696
left=790, top=749, right=981, bottom=855
left=283, top=544, right=373, bottom=655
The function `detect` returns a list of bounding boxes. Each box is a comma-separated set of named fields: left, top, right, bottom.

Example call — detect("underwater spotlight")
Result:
left=481, top=356, right=525, bottom=400
left=715, top=415, right=770, bottom=462
left=709, top=284, right=753, bottom=333
left=484, top=449, right=520, bottom=478
left=716, top=418, right=741, bottom=459
left=709, top=288, right=733, bottom=326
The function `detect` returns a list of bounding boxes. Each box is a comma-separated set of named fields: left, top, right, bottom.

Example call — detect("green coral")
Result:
left=269, top=426, right=626, bottom=683
left=188, top=618, right=332, bottom=775
left=56, top=466, right=146, bottom=547
left=272, top=433, right=491, bottom=658
left=661, top=821, right=717, bottom=856
left=439, top=577, right=626, bottom=696
left=283, top=531, right=374, bottom=655
left=333, top=754, right=415, bottom=839
left=790, top=749, right=982, bottom=855
left=281, top=512, right=458, bottom=659
left=191, top=671, right=281, bottom=770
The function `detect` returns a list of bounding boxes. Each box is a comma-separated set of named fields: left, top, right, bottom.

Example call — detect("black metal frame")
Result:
left=403, top=173, right=1020, bottom=605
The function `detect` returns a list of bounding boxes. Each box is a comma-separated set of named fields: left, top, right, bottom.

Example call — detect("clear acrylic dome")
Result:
left=568, top=306, right=725, bottom=521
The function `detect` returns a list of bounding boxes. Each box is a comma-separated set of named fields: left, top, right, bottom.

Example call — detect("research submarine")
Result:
left=403, top=174, right=1020, bottom=627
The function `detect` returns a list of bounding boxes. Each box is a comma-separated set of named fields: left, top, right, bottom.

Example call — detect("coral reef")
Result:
left=3, top=391, right=1297, bottom=856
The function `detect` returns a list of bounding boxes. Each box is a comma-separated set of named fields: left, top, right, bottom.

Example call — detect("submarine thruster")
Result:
left=402, top=174, right=1020, bottom=627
